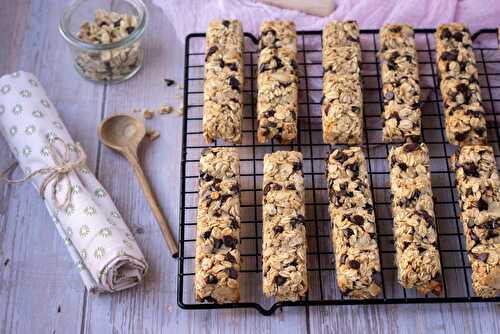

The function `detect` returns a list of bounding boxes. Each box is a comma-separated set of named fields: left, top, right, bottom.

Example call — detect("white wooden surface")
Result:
left=0, top=1, right=499, bottom=333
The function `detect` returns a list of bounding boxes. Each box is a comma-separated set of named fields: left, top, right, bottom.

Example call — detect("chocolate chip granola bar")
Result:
left=257, top=21, right=298, bottom=144
left=380, top=24, right=422, bottom=143
left=203, top=20, right=244, bottom=144
left=195, top=148, right=241, bottom=303
left=262, top=151, right=307, bottom=301
left=326, top=147, right=382, bottom=298
left=388, top=143, right=443, bottom=295
left=321, top=21, right=363, bottom=145
left=435, top=23, right=487, bottom=145
left=452, top=145, right=500, bottom=298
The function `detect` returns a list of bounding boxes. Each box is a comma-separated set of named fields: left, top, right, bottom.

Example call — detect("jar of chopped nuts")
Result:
left=59, top=0, right=147, bottom=83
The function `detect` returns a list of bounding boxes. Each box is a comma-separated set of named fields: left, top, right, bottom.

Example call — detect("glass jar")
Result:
left=59, top=0, right=148, bottom=83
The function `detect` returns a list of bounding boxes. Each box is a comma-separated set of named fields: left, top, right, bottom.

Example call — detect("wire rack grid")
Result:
left=178, top=28, right=500, bottom=316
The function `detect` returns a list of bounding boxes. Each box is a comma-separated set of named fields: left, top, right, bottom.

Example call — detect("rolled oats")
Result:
left=321, top=21, right=363, bottom=145
left=76, top=9, right=141, bottom=82
left=262, top=151, right=307, bottom=301
left=388, top=143, right=442, bottom=295
left=195, top=148, right=241, bottom=303
left=203, top=20, right=244, bottom=144
left=451, top=145, right=500, bottom=298
left=436, top=23, right=487, bottom=145
left=326, top=147, right=382, bottom=298
left=257, top=21, right=298, bottom=144
left=380, top=24, right=422, bottom=143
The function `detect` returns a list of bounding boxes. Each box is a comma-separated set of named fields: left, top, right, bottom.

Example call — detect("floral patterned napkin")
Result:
left=0, top=71, right=148, bottom=293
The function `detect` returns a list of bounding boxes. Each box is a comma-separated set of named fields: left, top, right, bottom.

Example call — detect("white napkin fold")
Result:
left=0, top=71, right=148, bottom=293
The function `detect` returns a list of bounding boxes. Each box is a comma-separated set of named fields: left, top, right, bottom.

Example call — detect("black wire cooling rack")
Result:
left=178, top=28, right=500, bottom=315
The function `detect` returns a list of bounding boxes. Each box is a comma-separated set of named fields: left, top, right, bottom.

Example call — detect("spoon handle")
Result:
left=125, top=149, right=179, bottom=258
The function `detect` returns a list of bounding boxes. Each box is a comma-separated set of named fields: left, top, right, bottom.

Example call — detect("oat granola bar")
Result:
left=203, top=20, right=244, bottom=144
left=435, top=23, right=487, bottom=145
left=262, top=151, right=307, bottom=300
left=451, top=145, right=500, bottom=298
left=388, top=143, right=442, bottom=295
left=326, top=147, right=382, bottom=298
left=380, top=24, right=422, bottom=143
left=257, top=21, right=298, bottom=144
left=322, top=21, right=363, bottom=145
left=195, top=148, right=241, bottom=303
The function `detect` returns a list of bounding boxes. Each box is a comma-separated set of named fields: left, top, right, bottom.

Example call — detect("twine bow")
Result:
left=1, top=137, right=87, bottom=209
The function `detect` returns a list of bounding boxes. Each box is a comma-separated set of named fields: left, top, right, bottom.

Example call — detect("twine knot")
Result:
left=1, top=137, right=87, bottom=209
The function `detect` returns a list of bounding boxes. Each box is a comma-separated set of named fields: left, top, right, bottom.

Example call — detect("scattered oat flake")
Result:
left=159, top=104, right=173, bottom=114
left=146, top=129, right=160, bottom=141
left=143, top=109, right=154, bottom=119
left=176, top=84, right=184, bottom=90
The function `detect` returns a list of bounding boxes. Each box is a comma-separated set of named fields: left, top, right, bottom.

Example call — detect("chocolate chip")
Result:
left=113, top=18, right=123, bottom=27
left=262, top=28, right=277, bottom=37
left=213, top=239, right=223, bottom=249
left=351, top=215, right=364, bottom=225
left=274, top=275, right=287, bottom=286
left=264, top=109, right=275, bottom=118
left=274, top=56, right=284, bottom=69
left=346, top=162, right=359, bottom=175
left=293, top=161, right=302, bottom=171
left=384, top=91, right=395, bottom=101
left=440, top=28, right=451, bottom=39
left=273, top=225, right=285, bottom=234
left=290, top=259, right=298, bottom=267
left=347, top=35, right=359, bottom=42
left=200, top=296, right=217, bottom=303
left=163, top=78, right=175, bottom=86
left=223, top=235, right=238, bottom=248
left=206, top=46, right=218, bottom=61
left=441, top=51, right=458, bottom=61
left=456, top=83, right=469, bottom=95
left=228, top=76, right=240, bottom=92
left=229, top=217, right=239, bottom=230
left=126, top=27, right=135, bottom=34
left=203, top=230, right=211, bottom=239
left=363, top=203, right=374, bottom=214
left=453, top=32, right=464, bottom=42
left=487, top=229, right=499, bottom=240
left=290, top=215, right=305, bottom=228
left=206, top=274, right=218, bottom=284
left=230, top=184, right=240, bottom=194
left=226, top=62, right=238, bottom=71
left=225, top=253, right=237, bottom=263
left=477, top=198, right=488, bottom=211
left=417, top=210, right=434, bottom=228
left=475, top=127, right=485, bottom=136
left=454, top=132, right=467, bottom=142
left=225, top=268, right=238, bottom=279
left=286, top=184, right=296, bottom=190
left=418, top=247, right=426, bottom=253
left=403, top=241, right=411, bottom=249
left=389, top=112, right=401, bottom=122
left=344, top=228, right=354, bottom=238
left=272, top=183, right=283, bottom=191
left=222, top=20, right=230, bottom=28
left=398, top=162, right=408, bottom=171
left=476, top=253, right=489, bottom=262
left=404, top=143, right=419, bottom=153
left=463, top=163, right=480, bottom=177
left=335, top=152, right=349, bottom=164
left=268, top=120, right=277, bottom=128
left=340, top=254, right=347, bottom=264
left=390, top=26, right=402, bottom=33
left=349, top=260, right=360, bottom=269
left=470, top=230, right=479, bottom=243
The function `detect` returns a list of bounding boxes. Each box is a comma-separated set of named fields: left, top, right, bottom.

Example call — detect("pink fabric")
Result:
left=153, top=0, right=500, bottom=42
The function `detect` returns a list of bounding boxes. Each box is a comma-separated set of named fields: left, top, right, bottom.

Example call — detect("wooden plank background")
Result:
left=0, top=1, right=499, bottom=333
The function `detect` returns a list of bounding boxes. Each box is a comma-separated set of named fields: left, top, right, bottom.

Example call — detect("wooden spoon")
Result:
left=98, top=113, right=179, bottom=258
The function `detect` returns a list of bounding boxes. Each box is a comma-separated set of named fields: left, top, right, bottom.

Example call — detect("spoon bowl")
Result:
left=98, top=113, right=145, bottom=151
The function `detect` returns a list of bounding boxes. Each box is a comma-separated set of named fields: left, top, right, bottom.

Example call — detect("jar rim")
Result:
left=59, top=0, right=148, bottom=51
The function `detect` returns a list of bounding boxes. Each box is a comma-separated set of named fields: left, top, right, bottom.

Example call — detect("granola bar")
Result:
left=262, top=151, right=307, bottom=301
left=203, top=20, right=244, bottom=144
left=322, top=21, right=363, bottom=145
left=380, top=24, right=422, bottom=143
left=451, top=145, right=500, bottom=298
left=195, top=148, right=241, bottom=303
left=257, top=21, right=298, bottom=144
left=326, top=147, right=382, bottom=298
left=388, top=143, right=442, bottom=295
left=435, top=23, right=487, bottom=145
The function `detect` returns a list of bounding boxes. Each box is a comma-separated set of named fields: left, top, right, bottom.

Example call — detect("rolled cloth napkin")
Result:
left=0, top=71, right=148, bottom=293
